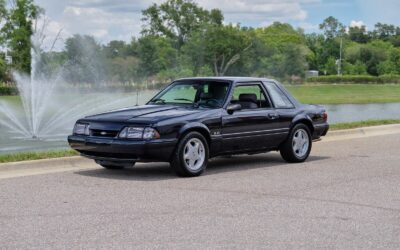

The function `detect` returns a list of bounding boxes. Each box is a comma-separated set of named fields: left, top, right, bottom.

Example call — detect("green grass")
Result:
left=0, top=95, right=21, bottom=105
left=330, top=119, right=400, bottom=130
left=285, top=84, right=400, bottom=104
left=0, top=150, right=78, bottom=164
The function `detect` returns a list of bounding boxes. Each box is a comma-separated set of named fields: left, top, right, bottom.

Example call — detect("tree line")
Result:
left=1, top=0, right=400, bottom=85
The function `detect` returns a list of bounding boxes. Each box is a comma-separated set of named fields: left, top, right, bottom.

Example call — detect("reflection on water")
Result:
left=325, top=103, right=400, bottom=124
left=1, top=101, right=400, bottom=154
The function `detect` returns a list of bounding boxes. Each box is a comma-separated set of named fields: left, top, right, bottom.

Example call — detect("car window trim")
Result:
left=225, top=81, right=274, bottom=111
left=262, top=81, right=296, bottom=109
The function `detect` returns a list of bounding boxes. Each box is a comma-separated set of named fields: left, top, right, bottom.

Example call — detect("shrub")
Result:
left=306, top=75, right=400, bottom=84
left=0, top=85, right=18, bottom=95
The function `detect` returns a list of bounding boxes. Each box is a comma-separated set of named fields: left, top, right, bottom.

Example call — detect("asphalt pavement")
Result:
left=0, top=132, right=399, bottom=249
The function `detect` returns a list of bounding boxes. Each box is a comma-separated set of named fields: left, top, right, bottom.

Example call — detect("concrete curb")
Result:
left=0, top=156, right=92, bottom=171
left=327, top=124, right=400, bottom=137
left=1, top=124, right=400, bottom=171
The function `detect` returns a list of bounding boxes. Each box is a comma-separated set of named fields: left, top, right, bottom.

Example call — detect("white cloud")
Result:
left=36, top=0, right=321, bottom=49
left=199, top=0, right=315, bottom=22
left=350, top=20, right=365, bottom=28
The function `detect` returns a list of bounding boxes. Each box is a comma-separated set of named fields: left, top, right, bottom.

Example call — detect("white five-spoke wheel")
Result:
left=183, top=138, right=206, bottom=171
left=171, top=131, right=209, bottom=177
left=292, top=129, right=309, bottom=158
left=280, top=123, right=312, bottom=163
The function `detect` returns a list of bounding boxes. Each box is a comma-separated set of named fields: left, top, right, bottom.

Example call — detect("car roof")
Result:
left=175, top=76, right=276, bottom=83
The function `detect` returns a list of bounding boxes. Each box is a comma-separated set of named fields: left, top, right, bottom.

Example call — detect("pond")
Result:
left=325, top=103, right=400, bottom=124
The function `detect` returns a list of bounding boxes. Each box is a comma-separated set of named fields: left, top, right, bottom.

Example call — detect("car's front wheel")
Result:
left=170, top=131, right=209, bottom=177
left=280, top=123, right=312, bottom=163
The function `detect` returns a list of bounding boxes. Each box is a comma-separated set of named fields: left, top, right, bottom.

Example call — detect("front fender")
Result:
left=178, top=122, right=211, bottom=137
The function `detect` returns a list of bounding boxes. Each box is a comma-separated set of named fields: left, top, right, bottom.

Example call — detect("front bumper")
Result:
left=68, top=135, right=177, bottom=162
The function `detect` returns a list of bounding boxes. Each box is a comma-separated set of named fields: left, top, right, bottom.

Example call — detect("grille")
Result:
left=90, top=129, right=119, bottom=138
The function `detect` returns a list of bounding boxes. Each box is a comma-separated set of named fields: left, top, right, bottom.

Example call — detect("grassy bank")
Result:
left=285, top=84, right=400, bottom=104
left=0, top=150, right=78, bottom=164
left=330, top=119, right=400, bottom=130
left=2, top=84, right=400, bottom=105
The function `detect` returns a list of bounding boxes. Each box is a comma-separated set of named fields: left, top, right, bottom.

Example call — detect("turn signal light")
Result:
left=323, top=112, right=328, bottom=122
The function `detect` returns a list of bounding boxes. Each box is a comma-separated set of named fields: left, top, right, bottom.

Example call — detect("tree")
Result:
left=373, top=23, right=396, bottom=40
left=282, top=44, right=309, bottom=77
left=305, top=33, right=325, bottom=71
left=137, top=35, right=177, bottom=78
left=102, top=40, right=131, bottom=59
left=255, top=22, right=305, bottom=49
left=323, top=57, right=337, bottom=75
left=37, top=51, right=67, bottom=78
left=109, top=56, right=140, bottom=82
left=0, top=56, right=7, bottom=80
left=345, top=41, right=389, bottom=76
left=252, top=23, right=309, bottom=78
left=201, top=25, right=252, bottom=76
left=1, top=0, right=41, bottom=74
left=377, top=48, right=400, bottom=75
left=63, top=35, right=105, bottom=83
left=319, top=16, right=345, bottom=40
left=0, top=0, right=7, bottom=28
left=141, top=0, right=223, bottom=49
left=343, top=60, right=367, bottom=75
left=181, top=31, right=208, bottom=76
left=349, top=25, right=369, bottom=43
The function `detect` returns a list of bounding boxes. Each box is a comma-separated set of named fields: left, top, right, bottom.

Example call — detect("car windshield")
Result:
left=149, top=80, right=230, bottom=108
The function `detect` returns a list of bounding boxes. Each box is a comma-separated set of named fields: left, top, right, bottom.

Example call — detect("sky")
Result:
left=34, top=0, right=400, bottom=50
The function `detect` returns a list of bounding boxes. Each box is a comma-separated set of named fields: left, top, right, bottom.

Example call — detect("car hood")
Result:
left=82, top=104, right=203, bottom=123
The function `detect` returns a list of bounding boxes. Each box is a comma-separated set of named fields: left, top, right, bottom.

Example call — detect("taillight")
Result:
left=323, top=112, right=328, bottom=122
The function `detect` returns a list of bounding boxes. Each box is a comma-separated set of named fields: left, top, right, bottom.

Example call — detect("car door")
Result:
left=262, top=81, right=297, bottom=146
left=221, top=82, right=282, bottom=152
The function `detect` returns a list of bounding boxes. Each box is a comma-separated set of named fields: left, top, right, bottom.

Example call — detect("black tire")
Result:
left=280, top=123, right=312, bottom=163
left=170, top=131, right=209, bottom=177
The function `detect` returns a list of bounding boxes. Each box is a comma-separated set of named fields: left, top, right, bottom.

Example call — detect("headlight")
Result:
left=118, top=127, right=160, bottom=139
left=74, top=123, right=90, bottom=135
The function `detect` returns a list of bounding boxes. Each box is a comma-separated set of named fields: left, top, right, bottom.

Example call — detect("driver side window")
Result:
left=230, top=84, right=271, bottom=109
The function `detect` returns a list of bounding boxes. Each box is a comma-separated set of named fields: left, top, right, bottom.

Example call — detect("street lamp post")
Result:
left=337, top=37, right=343, bottom=75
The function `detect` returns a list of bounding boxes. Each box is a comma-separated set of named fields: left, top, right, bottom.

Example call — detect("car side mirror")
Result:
left=226, top=103, right=242, bottom=114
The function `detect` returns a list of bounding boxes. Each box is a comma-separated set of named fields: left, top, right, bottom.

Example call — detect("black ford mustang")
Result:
left=68, top=77, right=329, bottom=177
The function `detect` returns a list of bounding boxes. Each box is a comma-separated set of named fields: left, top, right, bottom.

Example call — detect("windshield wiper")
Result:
left=151, top=98, right=166, bottom=104
left=173, top=98, right=202, bottom=108
left=174, top=98, right=193, bottom=103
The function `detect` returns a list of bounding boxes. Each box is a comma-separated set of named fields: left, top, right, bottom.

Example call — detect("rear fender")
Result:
left=291, top=114, right=314, bottom=134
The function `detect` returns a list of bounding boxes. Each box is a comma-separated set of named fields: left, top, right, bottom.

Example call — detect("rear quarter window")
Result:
left=264, top=82, right=294, bottom=109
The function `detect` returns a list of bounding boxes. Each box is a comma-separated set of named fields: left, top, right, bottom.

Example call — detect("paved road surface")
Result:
left=0, top=134, right=399, bottom=249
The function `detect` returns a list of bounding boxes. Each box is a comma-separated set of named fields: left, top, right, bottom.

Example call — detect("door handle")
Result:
left=268, top=113, right=279, bottom=120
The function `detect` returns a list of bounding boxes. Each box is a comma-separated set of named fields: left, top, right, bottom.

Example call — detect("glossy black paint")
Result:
left=68, top=77, right=329, bottom=163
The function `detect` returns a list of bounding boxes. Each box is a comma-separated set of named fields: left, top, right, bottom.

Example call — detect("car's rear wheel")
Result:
left=280, top=123, right=312, bottom=163
left=170, top=131, right=209, bottom=177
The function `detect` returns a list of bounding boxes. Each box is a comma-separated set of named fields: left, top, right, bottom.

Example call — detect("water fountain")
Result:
left=0, top=32, right=156, bottom=153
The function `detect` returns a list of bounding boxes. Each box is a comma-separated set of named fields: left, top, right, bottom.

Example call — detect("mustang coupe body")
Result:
left=68, top=77, right=329, bottom=177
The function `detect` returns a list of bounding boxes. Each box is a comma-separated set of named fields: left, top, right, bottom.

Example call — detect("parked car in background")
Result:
left=68, top=77, right=329, bottom=177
